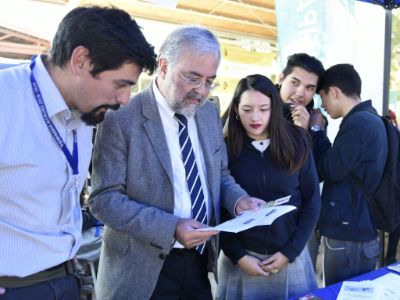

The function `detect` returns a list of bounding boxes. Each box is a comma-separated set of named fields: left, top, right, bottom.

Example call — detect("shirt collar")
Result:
left=152, top=79, right=176, bottom=120
left=251, top=139, right=270, bottom=152
left=31, top=55, right=72, bottom=120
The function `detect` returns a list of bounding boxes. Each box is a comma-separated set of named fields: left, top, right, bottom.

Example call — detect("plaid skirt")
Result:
left=216, top=247, right=317, bottom=300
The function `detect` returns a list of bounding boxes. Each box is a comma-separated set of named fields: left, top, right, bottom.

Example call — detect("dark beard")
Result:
left=80, top=104, right=120, bottom=126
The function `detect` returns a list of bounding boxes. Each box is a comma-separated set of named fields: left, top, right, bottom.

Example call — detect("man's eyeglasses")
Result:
left=175, top=68, right=220, bottom=91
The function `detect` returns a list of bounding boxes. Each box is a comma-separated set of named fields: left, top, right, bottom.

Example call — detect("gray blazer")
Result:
left=89, top=87, right=247, bottom=300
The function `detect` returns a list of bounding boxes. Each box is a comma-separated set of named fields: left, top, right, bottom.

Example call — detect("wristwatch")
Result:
left=310, top=124, right=324, bottom=132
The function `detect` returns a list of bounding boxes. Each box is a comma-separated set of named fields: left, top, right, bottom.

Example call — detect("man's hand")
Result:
left=174, top=218, right=219, bottom=249
left=259, top=251, right=289, bottom=274
left=238, top=255, right=269, bottom=277
left=235, top=196, right=266, bottom=215
left=291, top=105, right=310, bottom=129
left=309, top=109, right=325, bottom=128
left=0, top=287, right=5, bottom=295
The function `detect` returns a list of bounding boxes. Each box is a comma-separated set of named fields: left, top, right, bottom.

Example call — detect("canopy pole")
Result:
left=382, top=9, right=392, bottom=116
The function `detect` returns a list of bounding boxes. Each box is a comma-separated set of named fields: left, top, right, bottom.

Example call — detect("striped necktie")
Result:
left=175, top=113, right=208, bottom=254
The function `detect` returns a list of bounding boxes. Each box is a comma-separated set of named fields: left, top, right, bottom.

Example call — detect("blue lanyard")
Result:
left=29, top=57, right=79, bottom=175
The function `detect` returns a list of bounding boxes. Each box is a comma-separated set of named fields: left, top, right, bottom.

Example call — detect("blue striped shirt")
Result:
left=0, top=56, right=93, bottom=277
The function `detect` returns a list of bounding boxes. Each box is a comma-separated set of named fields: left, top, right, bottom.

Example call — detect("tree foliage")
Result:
left=391, top=10, right=400, bottom=91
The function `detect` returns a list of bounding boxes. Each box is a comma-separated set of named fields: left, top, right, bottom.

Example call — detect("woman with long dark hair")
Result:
left=217, top=74, right=321, bottom=300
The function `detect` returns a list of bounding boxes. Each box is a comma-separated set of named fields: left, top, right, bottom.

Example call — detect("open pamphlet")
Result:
left=387, top=263, right=400, bottom=274
left=337, top=281, right=384, bottom=300
left=337, top=271, right=400, bottom=300
left=199, top=195, right=295, bottom=233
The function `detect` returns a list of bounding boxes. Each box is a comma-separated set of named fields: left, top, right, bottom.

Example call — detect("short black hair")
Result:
left=282, top=53, right=325, bottom=89
left=49, top=6, right=157, bottom=76
left=318, top=64, right=362, bottom=98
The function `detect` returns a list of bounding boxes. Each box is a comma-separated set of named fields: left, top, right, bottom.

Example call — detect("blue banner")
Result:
left=276, top=0, right=326, bottom=67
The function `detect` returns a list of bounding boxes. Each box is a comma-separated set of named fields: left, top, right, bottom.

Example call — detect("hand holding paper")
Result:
left=235, top=196, right=266, bottom=215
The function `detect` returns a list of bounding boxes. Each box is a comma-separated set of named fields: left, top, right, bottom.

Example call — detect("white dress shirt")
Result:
left=0, top=55, right=93, bottom=277
left=152, top=81, right=210, bottom=247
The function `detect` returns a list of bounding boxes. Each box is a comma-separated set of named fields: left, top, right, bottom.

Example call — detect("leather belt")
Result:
left=0, top=261, right=75, bottom=288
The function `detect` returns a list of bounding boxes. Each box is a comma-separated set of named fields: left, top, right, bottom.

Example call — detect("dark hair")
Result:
left=225, top=74, right=309, bottom=173
left=49, top=6, right=157, bottom=76
left=318, top=64, right=362, bottom=98
left=282, top=53, right=325, bottom=90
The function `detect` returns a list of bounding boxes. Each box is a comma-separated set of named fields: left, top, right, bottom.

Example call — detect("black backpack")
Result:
left=355, top=116, right=400, bottom=233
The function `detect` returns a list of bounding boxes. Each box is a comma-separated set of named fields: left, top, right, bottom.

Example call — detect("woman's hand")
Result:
left=237, top=255, right=269, bottom=277
left=259, top=252, right=289, bottom=274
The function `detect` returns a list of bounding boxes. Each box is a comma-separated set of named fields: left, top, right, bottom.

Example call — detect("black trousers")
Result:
left=387, top=224, right=400, bottom=258
left=150, top=248, right=212, bottom=300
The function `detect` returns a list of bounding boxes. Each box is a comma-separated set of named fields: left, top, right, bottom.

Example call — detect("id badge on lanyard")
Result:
left=66, top=174, right=81, bottom=225
left=30, top=57, right=81, bottom=220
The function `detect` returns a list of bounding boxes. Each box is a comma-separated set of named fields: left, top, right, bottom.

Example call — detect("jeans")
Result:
left=322, top=237, right=380, bottom=286
left=0, top=275, right=80, bottom=300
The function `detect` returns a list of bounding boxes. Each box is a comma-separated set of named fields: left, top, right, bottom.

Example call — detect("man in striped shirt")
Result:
left=0, top=6, right=156, bottom=299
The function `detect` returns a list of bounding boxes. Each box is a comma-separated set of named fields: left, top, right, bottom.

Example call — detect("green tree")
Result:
left=390, top=10, right=400, bottom=92
left=390, top=10, right=400, bottom=120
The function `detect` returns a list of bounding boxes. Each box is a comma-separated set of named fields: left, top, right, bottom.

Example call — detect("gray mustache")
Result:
left=186, top=92, right=203, bottom=101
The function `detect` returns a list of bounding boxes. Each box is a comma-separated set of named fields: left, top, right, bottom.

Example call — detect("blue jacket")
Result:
left=312, top=100, right=387, bottom=241
left=221, top=136, right=321, bottom=263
